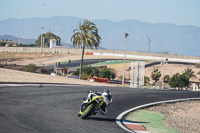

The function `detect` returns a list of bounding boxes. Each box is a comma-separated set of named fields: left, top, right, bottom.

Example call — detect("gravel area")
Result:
left=148, top=101, right=200, bottom=133
left=0, top=68, right=118, bottom=87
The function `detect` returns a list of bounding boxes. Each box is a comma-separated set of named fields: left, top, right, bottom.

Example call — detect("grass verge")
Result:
left=125, top=109, right=179, bottom=133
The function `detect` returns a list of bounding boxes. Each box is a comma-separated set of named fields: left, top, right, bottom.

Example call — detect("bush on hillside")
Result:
left=25, top=64, right=37, bottom=73
left=72, top=66, right=115, bottom=80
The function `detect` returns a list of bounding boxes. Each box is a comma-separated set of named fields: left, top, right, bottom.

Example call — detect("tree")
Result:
left=79, top=66, right=100, bottom=79
left=71, top=20, right=101, bottom=78
left=91, top=67, right=100, bottom=77
left=151, top=68, right=161, bottom=83
left=182, top=68, right=196, bottom=79
left=35, top=32, right=61, bottom=47
left=144, top=76, right=150, bottom=85
left=0, top=42, right=6, bottom=47
left=99, top=67, right=115, bottom=79
left=71, top=66, right=115, bottom=80
left=168, top=73, right=190, bottom=90
left=164, top=75, right=170, bottom=83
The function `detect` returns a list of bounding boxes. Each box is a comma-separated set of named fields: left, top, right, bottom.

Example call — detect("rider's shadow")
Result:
left=89, top=117, right=116, bottom=122
left=89, top=117, right=149, bottom=124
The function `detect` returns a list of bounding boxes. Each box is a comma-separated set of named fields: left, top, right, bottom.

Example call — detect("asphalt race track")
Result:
left=0, top=85, right=200, bottom=133
left=58, top=59, right=125, bottom=68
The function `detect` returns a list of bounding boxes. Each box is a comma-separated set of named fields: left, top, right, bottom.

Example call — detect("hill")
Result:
left=0, top=16, right=200, bottom=56
left=0, top=35, right=35, bottom=44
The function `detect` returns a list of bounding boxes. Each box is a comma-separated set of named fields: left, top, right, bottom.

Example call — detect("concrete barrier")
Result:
left=93, top=52, right=200, bottom=63
left=1, top=47, right=200, bottom=61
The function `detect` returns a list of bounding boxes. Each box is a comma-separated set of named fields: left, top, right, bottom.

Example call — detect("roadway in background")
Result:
left=57, top=59, right=127, bottom=68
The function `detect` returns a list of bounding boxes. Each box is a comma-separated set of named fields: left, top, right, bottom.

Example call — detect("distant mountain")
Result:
left=0, top=34, right=104, bottom=49
left=60, top=41, right=73, bottom=48
left=0, top=16, right=200, bottom=56
left=0, top=35, right=35, bottom=44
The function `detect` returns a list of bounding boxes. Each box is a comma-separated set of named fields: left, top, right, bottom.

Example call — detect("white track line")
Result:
left=116, top=97, right=200, bottom=133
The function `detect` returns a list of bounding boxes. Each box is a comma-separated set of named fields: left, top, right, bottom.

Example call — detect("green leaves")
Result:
left=182, top=68, right=197, bottom=79
left=25, top=64, right=37, bottom=73
left=35, top=32, right=61, bottom=47
left=99, top=67, right=115, bottom=79
left=71, top=19, right=101, bottom=49
left=71, top=66, right=115, bottom=80
left=71, top=19, right=101, bottom=78
left=168, top=73, right=190, bottom=90
left=151, top=68, right=161, bottom=83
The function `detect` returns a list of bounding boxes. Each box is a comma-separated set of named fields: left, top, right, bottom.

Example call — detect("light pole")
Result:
left=161, top=58, right=168, bottom=89
left=57, top=38, right=60, bottom=45
left=122, top=33, right=129, bottom=87
left=41, top=27, right=44, bottom=53
left=98, top=52, right=102, bottom=69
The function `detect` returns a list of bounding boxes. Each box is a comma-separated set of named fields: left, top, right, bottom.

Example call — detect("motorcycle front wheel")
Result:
left=81, top=103, right=96, bottom=119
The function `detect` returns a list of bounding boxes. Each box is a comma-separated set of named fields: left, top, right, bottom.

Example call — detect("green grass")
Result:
left=126, top=110, right=179, bottom=133
left=46, top=59, right=155, bottom=67
left=89, top=60, right=130, bottom=66
left=90, top=60, right=155, bottom=66
left=89, top=60, right=152, bottom=66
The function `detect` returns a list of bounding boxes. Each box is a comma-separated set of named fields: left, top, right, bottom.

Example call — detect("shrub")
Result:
left=151, top=68, right=161, bottom=83
left=71, top=66, right=115, bottom=80
left=37, top=67, right=50, bottom=74
left=71, top=68, right=80, bottom=76
left=168, top=73, right=190, bottom=90
left=0, top=64, right=4, bottom=68
left=99, top=67, right=115, bottom=79
left=164, top=75, right=170, bottom=83
left=80, top=72, right=89, bottom=80
left=144, top=76, right=150, bottom=85
left=25, top=64, right=37, bottom=73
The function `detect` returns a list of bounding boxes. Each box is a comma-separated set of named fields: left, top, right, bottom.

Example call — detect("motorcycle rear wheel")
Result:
left=81, top=103, right=96, bottom=119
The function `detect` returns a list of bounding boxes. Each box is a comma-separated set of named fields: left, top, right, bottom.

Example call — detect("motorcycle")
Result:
left=78, top=92, right=105, bottom=119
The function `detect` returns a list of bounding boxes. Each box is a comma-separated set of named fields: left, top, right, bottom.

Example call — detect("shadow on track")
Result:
left=89, top=117, right=149, bottom=124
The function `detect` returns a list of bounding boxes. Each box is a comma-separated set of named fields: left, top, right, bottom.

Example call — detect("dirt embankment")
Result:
left=0, top=68, right=118, bottom=87
left=148, top=101, right=200, bottom=133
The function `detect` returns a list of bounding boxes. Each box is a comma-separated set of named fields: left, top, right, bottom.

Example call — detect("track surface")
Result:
left=0, top=85, right=200, bottom=133
left=58, top=59, right=125, bottom=68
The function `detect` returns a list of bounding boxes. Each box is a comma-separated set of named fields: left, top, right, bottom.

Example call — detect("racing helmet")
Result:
left=102, top=89, right=112, bottom=102
left=103, top=89, right=110, bottom=94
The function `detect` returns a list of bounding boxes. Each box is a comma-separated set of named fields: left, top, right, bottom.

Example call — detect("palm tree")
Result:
left=182, top=68, right=197, bottom=79
left=71, top=20, right=101, bottom=79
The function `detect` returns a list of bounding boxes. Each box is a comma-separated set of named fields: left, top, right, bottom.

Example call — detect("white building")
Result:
left=50, top=39, right=64, bottom=48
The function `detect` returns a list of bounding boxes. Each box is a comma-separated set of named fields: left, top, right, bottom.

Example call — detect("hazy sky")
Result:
left=0, top=0, right=200, bottom=27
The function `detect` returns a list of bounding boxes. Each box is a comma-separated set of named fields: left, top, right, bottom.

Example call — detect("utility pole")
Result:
left=147, top=36, right=151, bottom=53
left=122, top=33, right=129, bottom=87
left=161, top=58, right=168, bottom=89
left=18, top=36, right=21, bottom=46
left=43, top=36, right=45, bottom=48
left=41, top=27, right=44, bottom=53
